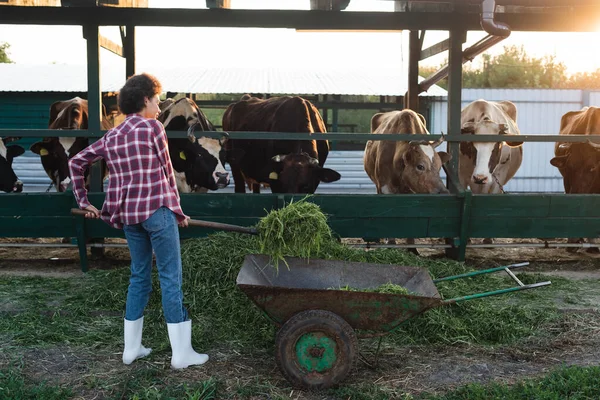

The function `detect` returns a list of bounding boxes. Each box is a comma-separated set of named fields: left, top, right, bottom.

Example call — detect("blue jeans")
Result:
left=123, top=206, right=188, bottom=324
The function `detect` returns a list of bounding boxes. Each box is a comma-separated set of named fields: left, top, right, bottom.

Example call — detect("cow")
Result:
left=459, top=99, right=523, bottom=194
left=363, top=109, right=450, bottom=252
left=222, top=94, right=341, bottom=194
left=29, top=97, right=112, bottom=192
left=364, top=109, right=450, bottom=195
left=551, top=106, right=600, bottom=194
left=157, top=97, right=229, bottom=193
left=0, top=137, right=25, bottom=193
left=550, top=106, right=600, bottom=252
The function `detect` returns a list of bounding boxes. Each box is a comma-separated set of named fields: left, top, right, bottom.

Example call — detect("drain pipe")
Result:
left=418, top=0, right=511, bottom=93
left=481, top=0, right=511, bottom=37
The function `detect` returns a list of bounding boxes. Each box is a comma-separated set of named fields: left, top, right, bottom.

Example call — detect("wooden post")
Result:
left=124, top=24, right=135, bottom=79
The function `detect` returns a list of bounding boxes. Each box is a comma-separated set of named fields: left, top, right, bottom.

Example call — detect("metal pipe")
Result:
left=481, top=0, right=511, bottom=37
left=419, top=34, right=506, bottom=93
left=0, top=243, right=128, bottom=248
left=433, top=262, right=529, bottom=283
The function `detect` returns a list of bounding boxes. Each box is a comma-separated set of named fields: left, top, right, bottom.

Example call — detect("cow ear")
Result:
left=550, top=155, right=568, bottom=169
left=498, top=101, right=517, bottom=121
left=49, top=101, right=67, bottom=126
left=370, top=113, right=386, bottom=133
left=437, top=151, right=451, bottom=165
left=30, top=142, right=50, bottom=156
left=319, top=167, right=341, bottom=183
left=461, top=122, right=476, bottom=134
left=7, top=145, right=25, bottom=160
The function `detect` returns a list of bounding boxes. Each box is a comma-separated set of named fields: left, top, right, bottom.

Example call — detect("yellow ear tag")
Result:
left=269, top=172, right=278, bottom=180
left=40, top=148, right=49, bottom=156
left=179, top=151, right=187, bottom=160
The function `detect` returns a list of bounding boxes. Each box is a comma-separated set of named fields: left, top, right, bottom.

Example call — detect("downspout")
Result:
left=481, top=0, right=511, bottom=37
left=418, top=0, right=511, bottom=93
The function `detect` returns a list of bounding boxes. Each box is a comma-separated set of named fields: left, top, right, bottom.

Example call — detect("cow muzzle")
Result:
left=214, top=171, right=230, bottom=189
left=472, top=174, right=489, bottom=185
left=13, top=180, right=23, bottom=193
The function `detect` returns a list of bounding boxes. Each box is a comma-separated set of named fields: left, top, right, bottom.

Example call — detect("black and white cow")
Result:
left=29, top=97, right=111, bottom=192
left=158, top=98, right=229, bottom=192
left=0, top=137, right=25, bottom=193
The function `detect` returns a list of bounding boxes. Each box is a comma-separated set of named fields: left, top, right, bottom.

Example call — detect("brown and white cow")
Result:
left=158, top=98, right=229, bottom=193
left=459, top=99, right=523, bottom=194
left=364, top=109, right=450, bottom=195
left=550, top=106, right=600, bottom=194
left=29, top=97, right=112, bottom=192
left=223, top=95, right=341, bottom=194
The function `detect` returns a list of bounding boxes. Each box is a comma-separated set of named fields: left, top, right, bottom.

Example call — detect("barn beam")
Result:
left=3, top=6, right=600, bottom=32
left=99, top=34, right=123, bottom=57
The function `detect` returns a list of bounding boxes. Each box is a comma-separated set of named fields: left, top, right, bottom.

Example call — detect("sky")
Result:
left=1, top=0, right=600, bottom=76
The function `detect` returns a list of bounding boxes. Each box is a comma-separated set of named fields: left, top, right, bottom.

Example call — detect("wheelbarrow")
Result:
left=236, top=254, right=551, bottom=390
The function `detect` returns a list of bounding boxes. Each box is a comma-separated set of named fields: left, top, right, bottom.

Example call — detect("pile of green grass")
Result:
left=256, top=197, right=332, bottom=269
left=333, top=283, right=414, bottom=295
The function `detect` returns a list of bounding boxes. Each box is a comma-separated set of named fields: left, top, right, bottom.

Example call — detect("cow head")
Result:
left=399, top=137, right=451, bottom=194
left=158, top=98, right=229, bottom=192
left=0, top=137, right=24, bottom=193
left=267, top=152, right=341, bottom=194
left=30, top=97, right=109, bottom=192
left=550, top=140, right=600, bottom=193
left=460, top=120, right=523, bottom=186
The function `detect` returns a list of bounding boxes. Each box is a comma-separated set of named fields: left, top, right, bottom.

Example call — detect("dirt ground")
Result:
left=0, top=237, right=599, bottom=399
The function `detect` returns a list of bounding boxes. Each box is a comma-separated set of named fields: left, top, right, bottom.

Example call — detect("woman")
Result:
left=68, top=73, right=208, bottom=369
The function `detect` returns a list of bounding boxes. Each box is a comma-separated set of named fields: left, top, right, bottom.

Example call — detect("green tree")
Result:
left=564, top=70, right=600, bottom=89
left=419, top=45, right=568, bottom=89
left=0, top=42, right=13, bottom=63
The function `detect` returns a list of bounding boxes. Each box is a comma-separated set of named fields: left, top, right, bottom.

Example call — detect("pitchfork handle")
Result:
left=71, top=208, right=258, bottom=235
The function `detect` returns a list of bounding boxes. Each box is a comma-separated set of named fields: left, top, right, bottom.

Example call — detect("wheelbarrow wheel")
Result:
left=275, top=309, right=358, bottom=390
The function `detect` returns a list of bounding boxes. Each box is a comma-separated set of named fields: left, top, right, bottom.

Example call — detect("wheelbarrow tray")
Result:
left=236, top=254, right=443, bottom=332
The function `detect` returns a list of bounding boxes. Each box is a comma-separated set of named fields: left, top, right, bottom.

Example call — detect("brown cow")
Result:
left=364, top=109, right=450, bottom=194
left=550, top=106, right=600, bottom=252
left=29, top=97, right=112, bottom=192
left=550, top=106, right=600, bottom=194
left=223, top=95, right=341, bottom=194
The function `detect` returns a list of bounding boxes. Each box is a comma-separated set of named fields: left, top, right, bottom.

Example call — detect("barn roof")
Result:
left=0, top=63, right=447, bottom=97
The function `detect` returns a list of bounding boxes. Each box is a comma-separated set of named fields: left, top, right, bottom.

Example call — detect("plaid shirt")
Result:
left=69, top=114, right=186, bottom=229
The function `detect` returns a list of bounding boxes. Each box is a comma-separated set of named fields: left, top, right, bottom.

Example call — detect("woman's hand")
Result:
left=83, top=205, right=100, bottom=219
left=178, top=216, right=190, bottom=228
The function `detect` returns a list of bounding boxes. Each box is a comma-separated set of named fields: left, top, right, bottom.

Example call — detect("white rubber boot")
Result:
left=167, top=320, right=209, bottom=369
left=122, top=317, right=152, bottom=365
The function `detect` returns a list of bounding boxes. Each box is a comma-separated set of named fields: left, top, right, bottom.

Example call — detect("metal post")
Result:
left=332, top=94, right=340, bottom=132
left=405, top=30, right=420, bottom=111
left=125, top=24, right=135, bottom=79
left=84, top=23, right=105, bottom=259
left=446, top=29, right=463, bottom=185
left=444, top=28, right=465, bottom=261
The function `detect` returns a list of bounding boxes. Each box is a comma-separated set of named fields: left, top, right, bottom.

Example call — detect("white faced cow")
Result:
left=0, top=137, right=25, bottom=193
left=364, top=109, right=450, bottom=194
left=459, top=100, right=523, bottom=194
left=158, top=98, right=230, bottom=193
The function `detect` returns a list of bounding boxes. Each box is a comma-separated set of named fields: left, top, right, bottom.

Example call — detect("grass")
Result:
left=326, top=366, right=600, bottom=400
left=0, top=361, right=72, bottom=400
left=0, top=230, right=585, bottom=350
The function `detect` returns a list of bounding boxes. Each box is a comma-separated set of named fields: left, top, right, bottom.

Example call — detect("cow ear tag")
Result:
left=40, top=148, right=49, bottom=156
left=269, top=172, right=278, bottom=180
left=179, top=151, right=187, bottom=160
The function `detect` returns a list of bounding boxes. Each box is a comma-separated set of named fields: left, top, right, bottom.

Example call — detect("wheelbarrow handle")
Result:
left=70, top=208, right=258, bottom=235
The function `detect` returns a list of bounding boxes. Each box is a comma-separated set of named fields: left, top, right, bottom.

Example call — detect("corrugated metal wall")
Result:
left=428, top=89, right=600, bottom=193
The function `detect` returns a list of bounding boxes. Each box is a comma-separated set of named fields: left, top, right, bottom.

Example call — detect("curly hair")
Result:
left=117, top=73, right=163, bottom=115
